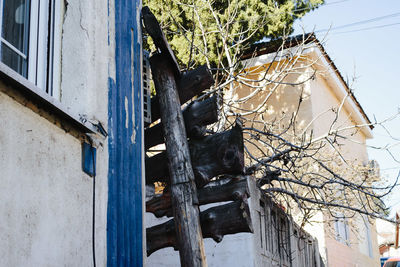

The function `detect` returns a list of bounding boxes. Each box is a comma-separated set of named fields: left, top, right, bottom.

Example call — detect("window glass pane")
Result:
left=1, top=43, right=27, bottom=76
left=2, top=0, right=29, bottom=54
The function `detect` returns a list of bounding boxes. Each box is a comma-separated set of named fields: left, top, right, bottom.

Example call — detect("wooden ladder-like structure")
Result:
left=142, top=7, right=253, bottom=267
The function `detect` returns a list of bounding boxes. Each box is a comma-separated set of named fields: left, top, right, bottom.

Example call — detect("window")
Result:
left=259, top=197, right=290, bottom=264
left=334, top=216, right=350, bottom=245
left=0, top=0, right=29, bottom=76
left=359, top=215, right=373, bottom=258
left=365, top=220, right=373, bottom=257
left=0, top=0, right=61, bottom=96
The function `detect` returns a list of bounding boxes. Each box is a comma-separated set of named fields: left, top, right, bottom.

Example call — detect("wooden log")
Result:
left=146, top=121, right=245, bottom=187
left=147, top=217, right=176, bottom=256
left=147, top=199, right=253, bottom=256
left=146, top=188, right=173, bottom=218
left=191, top=121, right=244, bottom=187
left=184, top=96, right=218, bottom=138
left=147, top=177, right=249, bottom=218
left=150, top=65, right=214, bottom=123
left=150, top=52, right=206, bottom=266
left=178, top=65, right=214, bottom=104
left=142, top=6, right=180, bottom=77
left=145, top=96, right=218, bottom=149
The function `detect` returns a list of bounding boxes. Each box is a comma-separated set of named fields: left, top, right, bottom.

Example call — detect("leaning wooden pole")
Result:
left=150, top=53, right=207, bottom=267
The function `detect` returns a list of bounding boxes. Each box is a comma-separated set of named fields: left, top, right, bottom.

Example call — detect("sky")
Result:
left=292, top=0, right=400, bottom=215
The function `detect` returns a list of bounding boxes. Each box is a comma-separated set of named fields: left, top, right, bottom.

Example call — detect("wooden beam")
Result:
left=146, top=121, right=245, bottom=187
left=147, top=199, right=253, bottom=256
left=147, top=177, right=249, bottom=218
left=191, top=121, right=244, bottom=187
left=150, top=52, right=206, bottom=266
left=184, top=96, right=218, bottom=138
left=142, top=6, right=180, bottom=77
left=145, top=96, right=218, bottom=149
left=178, top=65, right=214, bottom=104
left=150, top=65, right=214, bottom=123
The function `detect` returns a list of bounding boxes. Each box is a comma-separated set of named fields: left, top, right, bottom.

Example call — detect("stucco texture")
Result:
left=0, top=90, right=96, bottom=266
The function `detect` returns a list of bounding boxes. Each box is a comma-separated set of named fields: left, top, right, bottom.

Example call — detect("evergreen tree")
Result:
left=144, top=0, right=324, bottom=69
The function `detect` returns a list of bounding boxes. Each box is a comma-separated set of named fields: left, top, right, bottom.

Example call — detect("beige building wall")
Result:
left=309, top=76, right=369, bottom=162
left=238, top=46, right=380, bottom=267
left=308, top=73, right=379, bottom=266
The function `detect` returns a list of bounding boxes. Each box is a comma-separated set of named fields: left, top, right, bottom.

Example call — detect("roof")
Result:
left=242, top=33, right=373, bottom=130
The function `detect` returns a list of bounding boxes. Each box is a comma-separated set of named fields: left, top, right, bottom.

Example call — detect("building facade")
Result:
left=239, top=35, right=380, bottom=267
left=0, top=0, right=145, bottom=266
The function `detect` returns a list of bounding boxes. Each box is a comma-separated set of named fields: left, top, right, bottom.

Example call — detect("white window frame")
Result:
left=334, top=215, right=350, bottom=245
left=0, top=0, right=61, bottom=98
left=359, top=215, right=373, bottom=258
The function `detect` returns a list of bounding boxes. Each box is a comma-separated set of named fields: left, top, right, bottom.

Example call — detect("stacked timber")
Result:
left=142, top=6, right=253, bottom=266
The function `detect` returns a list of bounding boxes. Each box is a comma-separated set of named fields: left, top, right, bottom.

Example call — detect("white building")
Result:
left=0, top=0, right=146, bottom=266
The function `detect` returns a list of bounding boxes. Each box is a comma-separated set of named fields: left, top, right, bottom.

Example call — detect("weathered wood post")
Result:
left=149, top=51, right=207, bottom=266
left=142, top=8, right=207, bottom=264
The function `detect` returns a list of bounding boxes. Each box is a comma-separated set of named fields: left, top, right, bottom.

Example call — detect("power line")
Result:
left=315, top=11, right=400, bottom=33
left=332, top=22, right=400, bottom=34
left=201, top=0, right=349, bottom=26
left=292, top=0, right=351, bottom=14
left=324, top=0, right=351, bottom=6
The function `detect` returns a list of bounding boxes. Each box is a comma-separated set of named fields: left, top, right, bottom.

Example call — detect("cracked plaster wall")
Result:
left=0, top=0, right=114, bottom=265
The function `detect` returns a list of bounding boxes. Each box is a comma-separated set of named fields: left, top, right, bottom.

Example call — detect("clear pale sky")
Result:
left=292, top=0, right=400, bottom=214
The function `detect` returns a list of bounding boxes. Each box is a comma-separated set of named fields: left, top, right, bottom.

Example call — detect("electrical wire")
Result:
left=288, top=0, right=351, bottom=15
left=189, top=0, right=348, bottom=27
left=332, top=22, right=400, bottom=35
left=315, top=11, right=400, bottom=33
left=90, top=141, right=97, bottom=267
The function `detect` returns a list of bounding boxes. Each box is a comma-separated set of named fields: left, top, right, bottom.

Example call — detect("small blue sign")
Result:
left=82, top=142, right=96, bottom=177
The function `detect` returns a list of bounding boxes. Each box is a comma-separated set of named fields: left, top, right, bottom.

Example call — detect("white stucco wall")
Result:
left=0, top=89, right=105, bottom=266
left=61, top=0, right=111, bottom=121
left=0, top=0, right=113, bottom=265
